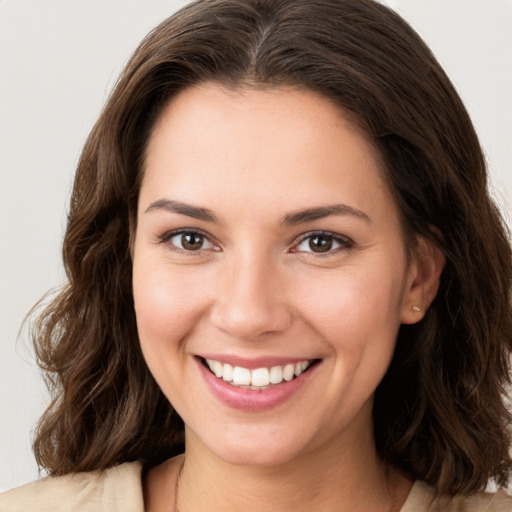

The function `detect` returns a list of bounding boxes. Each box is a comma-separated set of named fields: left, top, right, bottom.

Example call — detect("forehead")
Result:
left=140, top=83, right=396, bottom=225
left=147, top=83, right=370, bottom=162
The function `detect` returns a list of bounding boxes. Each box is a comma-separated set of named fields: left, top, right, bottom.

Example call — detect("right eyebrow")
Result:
left=144, top=199, right=220, bottom=223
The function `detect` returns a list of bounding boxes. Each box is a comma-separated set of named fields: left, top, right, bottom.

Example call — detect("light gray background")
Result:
left=1, top=0, right=511, bottom=492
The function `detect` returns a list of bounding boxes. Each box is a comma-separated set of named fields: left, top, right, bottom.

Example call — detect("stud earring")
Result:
left=412, top=305, right=421, bottom=312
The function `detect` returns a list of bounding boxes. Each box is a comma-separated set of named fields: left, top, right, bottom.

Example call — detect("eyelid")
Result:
left=158, top=228, right=221, bottom=253
left=156, top=228, right=353, bottom=255
left=291, top=230, right=354, bottom=254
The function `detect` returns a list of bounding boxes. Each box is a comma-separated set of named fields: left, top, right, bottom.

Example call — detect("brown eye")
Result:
left=294, top=232, right=352, bottom=255
left=308, top=235, right=333, bottom=253
left=169, top=231, right=214, bottom=251
left=181, top=233, right=204, bottom=250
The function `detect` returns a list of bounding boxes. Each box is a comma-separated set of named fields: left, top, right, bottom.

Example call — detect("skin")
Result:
left=133, top=83, right=444, bottom=511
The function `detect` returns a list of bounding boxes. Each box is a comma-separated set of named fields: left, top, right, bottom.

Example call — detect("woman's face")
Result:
left=133, top=83, right=423, bottom=466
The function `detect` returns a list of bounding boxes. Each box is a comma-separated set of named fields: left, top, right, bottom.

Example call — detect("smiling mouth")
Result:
left=201, top=357, right=319, bottom=390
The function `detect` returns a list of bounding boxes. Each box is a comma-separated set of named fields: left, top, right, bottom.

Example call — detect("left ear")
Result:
left=401, top=235, right=445, bottom=324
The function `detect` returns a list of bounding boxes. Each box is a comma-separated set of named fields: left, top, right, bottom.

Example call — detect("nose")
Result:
left=209, top=251, right=293, bottom=340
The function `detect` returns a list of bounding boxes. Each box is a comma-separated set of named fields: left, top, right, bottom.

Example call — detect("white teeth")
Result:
left=269, top=365, right=283, bottom=384
left=232, top=366, right=251, bottom=386
left=206, top=359, right=224, bottom=378
left=251, top=368, right=270, bottom=387
left=222, top=363, right=233, bottom=382
left=205, top=358, right=313, bottom=388
left=283, top=363, right=295, bottom=381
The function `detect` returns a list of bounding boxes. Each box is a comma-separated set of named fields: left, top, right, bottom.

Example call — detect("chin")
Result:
left=187, top=422, right=318, bottom=468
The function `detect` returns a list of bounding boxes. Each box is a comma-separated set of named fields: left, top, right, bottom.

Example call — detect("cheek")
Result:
left=132, top=261, right=215, bottom=411
left=132, top=262, right=209, bottom=357
left=295, top=266, right=404, bottom=335
left=291, top=263, right=406, bottom=420
left=291, top=258, right=407, bottom=385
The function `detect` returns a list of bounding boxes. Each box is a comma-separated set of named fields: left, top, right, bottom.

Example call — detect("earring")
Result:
left=411, top=305, right=421, bottom=312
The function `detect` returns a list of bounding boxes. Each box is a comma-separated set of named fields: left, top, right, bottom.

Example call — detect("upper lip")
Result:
left=197, top=354, right=318, bottom=370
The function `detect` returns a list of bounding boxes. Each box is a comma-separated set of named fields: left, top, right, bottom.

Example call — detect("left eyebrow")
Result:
left=281, top=204, right=371, bottom=226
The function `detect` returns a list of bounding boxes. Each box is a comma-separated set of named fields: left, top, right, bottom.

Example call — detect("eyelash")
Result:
left=292, top=231, right=354, bottom=256
left=157, top=229, right=354, bottom=256
left=158, top=228, right=219, bottom=254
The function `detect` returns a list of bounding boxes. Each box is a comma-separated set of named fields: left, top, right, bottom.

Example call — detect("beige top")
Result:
left=1, top=461, right=511, bottom=511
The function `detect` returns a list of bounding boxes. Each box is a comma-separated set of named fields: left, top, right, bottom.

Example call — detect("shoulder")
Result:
left=438, top=490, right=512, bottom=512
left=0, top=461, right=144, bottom=512
left=402, top=481, right=512, bottom=512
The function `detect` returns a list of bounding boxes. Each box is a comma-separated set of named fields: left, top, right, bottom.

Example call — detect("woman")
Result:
left=1, top=0, right=511, bottom=510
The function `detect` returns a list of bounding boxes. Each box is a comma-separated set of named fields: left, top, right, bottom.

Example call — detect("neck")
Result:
left=176, top=424, right=411, bottom=512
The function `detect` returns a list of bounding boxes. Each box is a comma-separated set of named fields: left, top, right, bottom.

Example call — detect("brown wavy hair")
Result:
left=31, top=0, right=512, bottom=494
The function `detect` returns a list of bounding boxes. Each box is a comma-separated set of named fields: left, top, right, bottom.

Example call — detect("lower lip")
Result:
left=196, top=358, right=318, bottom=411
